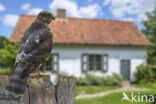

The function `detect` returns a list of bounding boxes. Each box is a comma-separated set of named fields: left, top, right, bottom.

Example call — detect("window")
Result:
left=41, top=53, right=59, bottom=73
left=81, top=54, right=108, bottom=73
left=88, top=55, right=101, bottom=71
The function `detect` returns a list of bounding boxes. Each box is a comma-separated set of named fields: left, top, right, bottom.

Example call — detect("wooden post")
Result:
left=0, top=75, right=76, bottom=104
left=57, top=77, right=76, bottom=104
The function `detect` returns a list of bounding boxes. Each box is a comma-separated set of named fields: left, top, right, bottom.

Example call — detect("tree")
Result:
left=0, top=38, right=18, bottom=69
left=0, top=36, right=8, bottom=49
left=142, top=3, right=156, bottom=65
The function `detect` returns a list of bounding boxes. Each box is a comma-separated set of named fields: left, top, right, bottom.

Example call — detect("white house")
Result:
left=10, top=9, right=151, bottom=82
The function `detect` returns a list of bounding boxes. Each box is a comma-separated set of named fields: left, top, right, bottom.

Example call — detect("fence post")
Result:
left=0, top=75, right=76, bottom=104
left=57, top=77, right=76, bottom=104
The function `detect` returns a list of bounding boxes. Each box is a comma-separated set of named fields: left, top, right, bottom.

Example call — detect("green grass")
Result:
left=134, top=82, right=156, bottom=89
left=76, top=83, right=156, bottom=104
left=76, top=85, right=120, bottom=95
left=0, top=68, right=12, bottom=76
left=76, top=90, right=156, bottom=104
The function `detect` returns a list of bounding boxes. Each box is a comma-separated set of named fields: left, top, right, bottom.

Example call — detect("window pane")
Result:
left=89, top=55, right=94, bottom=70
left=89, top=55, right=101, bottom=71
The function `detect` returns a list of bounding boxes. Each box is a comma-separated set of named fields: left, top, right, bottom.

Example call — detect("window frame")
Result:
left=81, top=53, right=109, bottom=73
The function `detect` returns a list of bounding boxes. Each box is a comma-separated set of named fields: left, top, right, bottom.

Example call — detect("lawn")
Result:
left=76, top=90, right=156, bottom=104
left=0, top=68, right=12, bottom=76
left=76, top=85, right=120, bottom=95
left=134, top=82, right=156, bottom=89
left=76, top=83, right=156, bottom=104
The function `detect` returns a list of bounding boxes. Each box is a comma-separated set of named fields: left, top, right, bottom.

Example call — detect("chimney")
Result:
left=57, top=9, right=66, bottom=18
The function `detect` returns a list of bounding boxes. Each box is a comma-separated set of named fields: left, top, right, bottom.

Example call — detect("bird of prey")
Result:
left=6, top=11, right=55, bottom=96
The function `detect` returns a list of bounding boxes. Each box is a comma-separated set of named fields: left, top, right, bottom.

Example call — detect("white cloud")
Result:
left=103, top=0, right=155, bottom=21
left=49, top=0, right=101, bottom=18
left=2, top=14, right=19, bottom=27
left=0, top=3, right=5, bottom=11
left=20, top=3, right=30, bottom=11
left=120, top=17, right=135, bottom=22
left=20, top=3, right=43, bottom=15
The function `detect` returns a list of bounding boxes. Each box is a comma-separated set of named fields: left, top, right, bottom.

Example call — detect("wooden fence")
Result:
left=0, top=75, right=76, bottom=104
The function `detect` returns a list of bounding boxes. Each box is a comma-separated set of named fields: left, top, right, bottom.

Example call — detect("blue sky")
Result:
left=0, top=0, right=155, bottom=38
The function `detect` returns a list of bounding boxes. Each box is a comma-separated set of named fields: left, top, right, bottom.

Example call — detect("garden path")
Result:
left=76, top=82, right=149, bottom=99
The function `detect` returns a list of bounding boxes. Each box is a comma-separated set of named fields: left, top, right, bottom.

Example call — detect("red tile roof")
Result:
left=10, top=15, right=151, bottom=46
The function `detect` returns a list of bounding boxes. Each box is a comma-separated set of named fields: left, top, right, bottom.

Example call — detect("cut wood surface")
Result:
left=0, top=75, right=76, bottom=104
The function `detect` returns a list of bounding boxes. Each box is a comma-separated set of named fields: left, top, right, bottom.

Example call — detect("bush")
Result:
left=76, top=77, right=91, bottom=85
left=57, top=71, right=69, bottom=77
left=77, top=73, right=123, bottom=86
left=103, top=73, right=123, bottom=86
left=152, top=67, right=156, bottom=79
left=55, top=71, right=75, bottom=83
left=135, top=64, right=154, bottom=83
left=86, top=74, right=103, bottom=85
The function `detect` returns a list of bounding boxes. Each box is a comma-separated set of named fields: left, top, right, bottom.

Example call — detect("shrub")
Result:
left=103, top=73, right=123, bottom=86
left=55, top=71, right=75, bottom=83
left=152, top=67, right=156, bottom=79
left=57, top=71, right=69, bottom=77
left=77, top=77, right=91, bottom=85
left=77, top=73, right=123, bottom=86
left=135, top=64, right=154, bottom=83
left=86, top=74, right=103, bottom=85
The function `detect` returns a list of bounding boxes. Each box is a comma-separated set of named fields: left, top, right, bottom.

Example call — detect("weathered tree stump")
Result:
left=0, top=75, right=76, bottom=104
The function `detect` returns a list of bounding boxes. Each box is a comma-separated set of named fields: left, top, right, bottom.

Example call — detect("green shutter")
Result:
left=52, top=53, right=59, bottom=73
left=101, top=54, right=108, bottom=73
left=81, top=54, right=88, bottom=73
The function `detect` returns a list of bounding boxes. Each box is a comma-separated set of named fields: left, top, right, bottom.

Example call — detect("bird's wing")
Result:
left=22, top=28, right=52, bottom=54
left=19, top=29, right=53, bottom=78
left=12, top=30, right=30, bottom=72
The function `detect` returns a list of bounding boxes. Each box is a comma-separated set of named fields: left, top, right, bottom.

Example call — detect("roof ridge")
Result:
left=20, top=14, right=134, bottom=23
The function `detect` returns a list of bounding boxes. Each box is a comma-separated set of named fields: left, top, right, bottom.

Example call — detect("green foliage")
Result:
left=0, top=36, right=8, bottom=49
left=77, top=73, right=123, bottom=86
left=135, top=65, right=154, bottom=83
left=142, top=2, right=156, bottom=41
left=135, top=82, right=156, bottom=89
left=85, top=74, right=103, bottom=85
left=142, top=3, right=156, bottom=65
left=76, top=77, right=91, bottom=86
left=55, top=71, right=75, bottom=83
left=102, top=73, right=123, bottom=86
left=0, top=38, right=19, bottom=69
left=57, top=71, right=70, bottom=77
left=45, top=54, right=52, bottom=61
left=0, top=68, right=12, bottom=76
left=152, top=67, right=156, bottom=79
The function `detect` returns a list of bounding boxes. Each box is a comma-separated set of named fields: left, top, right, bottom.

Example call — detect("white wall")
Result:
left=50, top=45, right=147, bottom=82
